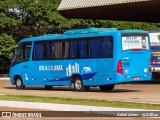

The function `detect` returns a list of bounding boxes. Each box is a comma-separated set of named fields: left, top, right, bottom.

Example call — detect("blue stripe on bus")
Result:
left=44, top=72, right=97, bottom=82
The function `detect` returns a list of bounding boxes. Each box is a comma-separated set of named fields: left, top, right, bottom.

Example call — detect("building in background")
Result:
left=58, top=0, right=160, bottom=22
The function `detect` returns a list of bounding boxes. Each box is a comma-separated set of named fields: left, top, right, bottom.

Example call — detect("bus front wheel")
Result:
left=44, top=85, right=53, bottom=90
left=99, top=85, right=115, bottom=91
left=15, top=76, right=25, bottom=89
left=73, top=77, right=90, bottom=91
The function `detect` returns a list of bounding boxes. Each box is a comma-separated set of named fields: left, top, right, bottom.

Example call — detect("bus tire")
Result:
left=44, top=85, right=53, bottom=90
left=99, top=85, right=115, bottom=91
left=73, top=77, right=90, bottom=91
left=15, top=76, right=25, bottom=89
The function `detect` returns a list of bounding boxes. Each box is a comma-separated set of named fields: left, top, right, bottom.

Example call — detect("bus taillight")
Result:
left=149, top=59, right=152, bottom=72
left=117, top=60, right=124, bottom=74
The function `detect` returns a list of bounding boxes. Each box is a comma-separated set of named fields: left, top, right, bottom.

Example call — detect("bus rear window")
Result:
left=122, top=36, right=149, bottom=51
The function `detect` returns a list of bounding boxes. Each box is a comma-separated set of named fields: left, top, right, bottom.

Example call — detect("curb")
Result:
left=0, top=78, right=9, bottom=80
left=0, top=100, right=155, bottom=111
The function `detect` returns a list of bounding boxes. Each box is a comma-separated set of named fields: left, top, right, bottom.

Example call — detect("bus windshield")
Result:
left=12, top=42, right=32, bottom=65
left=122, top=35, right=149, bottom=51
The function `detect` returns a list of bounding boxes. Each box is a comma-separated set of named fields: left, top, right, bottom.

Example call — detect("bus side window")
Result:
left=62, top=41, right=69, bottom=59
left=103, top=37, right=113, bottom=58
left=53, top=42, right=62, bottom=59
left=51, top=42, right=55, bottom=59
left=33, top=42, right=43, bottom=60
left=33, top=42, right=51, bottom=60
left=79, top=40, right=88, bottom=58
left=90, top=38, right=103, bottom=58
left=70, top=40, right=79, bottom=59
left=24, top=47, right=31, bottom=60
left=17, top=48, right=23, bottom=62
left=42, top=42, right=51, bottom=60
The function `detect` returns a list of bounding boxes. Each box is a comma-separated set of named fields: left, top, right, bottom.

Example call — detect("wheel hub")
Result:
left=75, top=80, right=82, bottom=89
left=16, top=79, right=21, bottom=87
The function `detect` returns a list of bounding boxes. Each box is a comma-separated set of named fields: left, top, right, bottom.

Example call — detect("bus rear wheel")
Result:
left=15, top=76, right=25, bottom=89
left=44, top=85, right=53, bottom=90
left=99, top=85, right=115, bottom=91
left=73, top=77, right=90, bottom=91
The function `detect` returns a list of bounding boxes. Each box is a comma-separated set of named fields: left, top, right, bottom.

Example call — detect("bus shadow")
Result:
left=3, top=86, right=71, bottom=91
left=3, top=86, right=140, bottom=93
left=112, top=89, right=141, bottom=93
left=88, top=88, right=140, bottom=93
left=133, top=79, right=160, bottom=84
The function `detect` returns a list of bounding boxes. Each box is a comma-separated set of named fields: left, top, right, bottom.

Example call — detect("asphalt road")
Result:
left=0, top=79, right=160, bottom=120
left=0, top=79, right=160, bottom=104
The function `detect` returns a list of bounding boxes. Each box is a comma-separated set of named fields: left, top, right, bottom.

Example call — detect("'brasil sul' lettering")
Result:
left=39, top=65, right=63, bottom=71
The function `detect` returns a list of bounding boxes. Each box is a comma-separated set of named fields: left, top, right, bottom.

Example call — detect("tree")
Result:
left=0, top=34, right=16, bottom=73
left=0, top=0, right=18, bottom=34
left=10, top=0, right=62, bottom=41
left=112, top=21, right=160, bottom=30
left=6, top=0, right=115, bottom=40
left=0, top=0, right=160, bottom=74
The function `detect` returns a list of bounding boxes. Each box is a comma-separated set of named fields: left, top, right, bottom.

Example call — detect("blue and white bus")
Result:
left=10, top=28, right=152, bottom=91
left=149, top=31, right=160, bottom=79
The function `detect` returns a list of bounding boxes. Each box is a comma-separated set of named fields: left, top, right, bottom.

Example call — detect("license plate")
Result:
left=134, top=77, right=140, bottom=80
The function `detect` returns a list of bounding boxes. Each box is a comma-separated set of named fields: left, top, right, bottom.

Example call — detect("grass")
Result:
left=0, top=94, right=160, bottom=110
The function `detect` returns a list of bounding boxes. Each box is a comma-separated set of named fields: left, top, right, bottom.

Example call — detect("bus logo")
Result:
left=66, top=63, right=92, bottom=76
left=82, top=67, right=92, bottom=74
left=66, top=63, right=79, bottom=76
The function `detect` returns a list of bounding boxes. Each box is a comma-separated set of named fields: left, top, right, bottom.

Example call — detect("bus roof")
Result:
left=149, top=30, right=160, bottom=33
left=120, top=29, right=148, bottom=34
left=20, top=28, right=148, bottom=43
